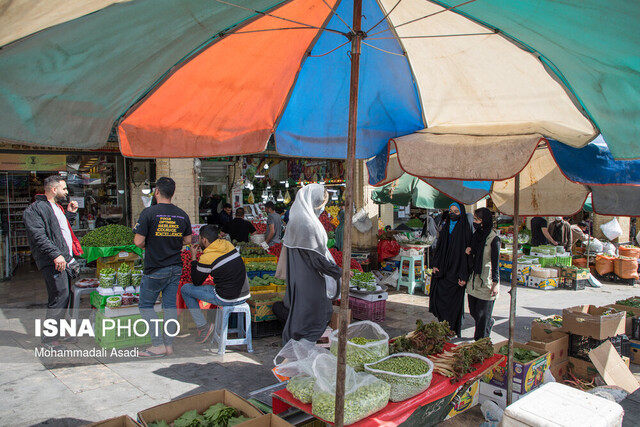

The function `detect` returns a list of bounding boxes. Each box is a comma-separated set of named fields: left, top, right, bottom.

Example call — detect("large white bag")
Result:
left=600, top=217, right=623, bottom=241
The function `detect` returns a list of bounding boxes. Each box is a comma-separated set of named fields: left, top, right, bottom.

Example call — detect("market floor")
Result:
left=1, top=264, right=639, bottom=426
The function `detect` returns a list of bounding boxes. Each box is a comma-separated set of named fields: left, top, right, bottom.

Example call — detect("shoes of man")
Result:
left=195, top=323, right=215, bottom=344
left=41, top=341, right=65, bottom=351
left=59, top=336, right=78, bottom=344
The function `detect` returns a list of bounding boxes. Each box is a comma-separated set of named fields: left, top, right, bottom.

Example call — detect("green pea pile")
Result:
left=312, top=378, right=390, bottom=424
left=99, top=268, right=116, bottom=288
left=351, top=271, right=377, bottom=291
left=117, top=263, right=131, bottom=287
left=132, top=270, right=142, bottom=287
left=365, top=355, right=434, bottom=402
left=286, top=376, right=315, bottom=404
left=80, top=224, right=134, bottom=247
left=331, top=337, right=389, bottom=372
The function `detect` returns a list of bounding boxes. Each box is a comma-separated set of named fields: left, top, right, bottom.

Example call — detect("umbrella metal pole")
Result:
left=506, top=174, right=520, bottom=406
left=335, top=1, right=362, bottom=426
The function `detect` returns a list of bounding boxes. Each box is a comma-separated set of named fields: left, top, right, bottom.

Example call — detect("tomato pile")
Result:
left=268, top=242, right=283, bottom=258
left=252, top=222, right=267, bottom=234
left=180, top=249, right=213, bottom=285
left=319, top=212, right=335, bottom=232
left=329, top=248, right=363, bottom=272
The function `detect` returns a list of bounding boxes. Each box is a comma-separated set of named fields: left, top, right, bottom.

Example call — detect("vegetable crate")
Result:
left=567, top=333, right=630, bottom=361
left=247, top=270, right=277, bottom=279
left=94, top=310, right=162, bottom=349
left=91, top=290, right=109, bottom=309
left=348, top=296, right=386, bottom=322
left=559, top=278, right=587, bottom=291
left=247, top=292, right=284, bottom=322
left=249, top=284, right=278, bottom=294
left=251, top=319, right=283, bottom=338
left=96, top=251, right=140, bottom=274
left=242, top=256, right=277, bottom=263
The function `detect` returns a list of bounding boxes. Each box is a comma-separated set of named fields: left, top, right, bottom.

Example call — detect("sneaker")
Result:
left=195, top=323, right=215, bottom=344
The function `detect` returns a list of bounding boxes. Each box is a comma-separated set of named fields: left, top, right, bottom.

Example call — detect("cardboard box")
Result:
left=97, top=251, right=140, bottom=273
left=483, top=341, right=550, bottom=394
left=137, top=390, right=263, bottom=426
left=589, top=340, right=640, bottom=394
left=562, top=305, right=625, bottom=340
left=549, top=360, right=568, bottom=380
left=247, top=292, right=285, bottom=322
left=445, top=380, right=479, bottom=419
left=560, top=267, right=590, bottom=280
left=477, top=382, right=528, bottom=411
left=84, top=415, right=141, bottom=427
left=525, top=276, right=558, bottom=290
left=239, top=413, right=295, bottom=426
left=630, top=339, right=640, bottom=365
left=531, top=316, right=565, bottom=341
left=567, top=356, right=598, bottom=380
left=527, top=334, right=569, bottom=367
left=605, top=303, right=638, bottom=337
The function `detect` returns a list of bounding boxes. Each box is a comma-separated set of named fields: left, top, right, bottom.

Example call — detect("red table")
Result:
left=272, top=353, right=504, bottom=426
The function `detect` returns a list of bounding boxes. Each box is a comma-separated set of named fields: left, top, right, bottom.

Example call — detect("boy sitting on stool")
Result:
left=182, top=225, right=250, bottom=343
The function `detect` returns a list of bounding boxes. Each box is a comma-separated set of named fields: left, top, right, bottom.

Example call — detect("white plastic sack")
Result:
left=273, top=339, right=330, bottom=379
left=603, top=242, right=616, bottom=257
left=329, top=320, right=389, bottom=371
left=364, top=352, right=434, bottom=402
left=312, top=353, right=390, bottom=425
left=585, top=238, right=603, bottom=253
left=600, top=217, right=623, bottom=241
left=352, top=208, right=373, bottom=233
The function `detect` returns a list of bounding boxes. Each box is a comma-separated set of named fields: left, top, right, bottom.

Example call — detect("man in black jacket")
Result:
left=24, top=175, right=80, bottom=349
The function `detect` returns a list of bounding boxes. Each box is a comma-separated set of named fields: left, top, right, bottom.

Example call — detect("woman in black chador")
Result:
left=429, top=202, right=472, bottom=337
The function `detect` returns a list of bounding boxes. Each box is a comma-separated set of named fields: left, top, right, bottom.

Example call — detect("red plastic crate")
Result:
left=348, top=296, right=386, bottom=322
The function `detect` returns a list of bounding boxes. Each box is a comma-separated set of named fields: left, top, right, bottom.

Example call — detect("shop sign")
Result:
left=0, top=154, right=66, bottom=171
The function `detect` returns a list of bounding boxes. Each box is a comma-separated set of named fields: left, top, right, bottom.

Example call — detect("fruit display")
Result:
left=329, top=248, right=364, bottom=272
left=390, top=320, right=455, bottom=356
left=365, top=353, right=434, bottom=402
left=251, top=222, right=267, bottom=234
left=249, top=275, right=285, bottom=287
left=80, top=224, right=134, bottom=247
left=325, top=206, right=340, bottom=218
left=319, top=211, right=335, bottom=232
left=106, top=296, right=121, bottom=308
left=268, top=242, right=283, bottom=258
left=117, top=263, right=131, bottom=288
left=132, top=270, right=143, bottom=287
left=99, top=268, right=116, bottom=288
left=245, top=261, right=277, bottom=272
left=236, top=241, right=268, bottom=257
left=351, top=271, right=376, bottom=291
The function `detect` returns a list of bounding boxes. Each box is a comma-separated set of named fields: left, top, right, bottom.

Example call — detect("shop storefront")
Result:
left=0, top=141, right=155, bottom=279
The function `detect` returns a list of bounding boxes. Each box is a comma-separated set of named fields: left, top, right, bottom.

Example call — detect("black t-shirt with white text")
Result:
left=133, top=204, right=191, bottom=274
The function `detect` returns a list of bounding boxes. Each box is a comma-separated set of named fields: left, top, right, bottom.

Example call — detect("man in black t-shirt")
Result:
left=133, top=177, right=192, bottom=358
left=220, top=207, right=256, bottom=243
left=530, top=216, right=549, bottom=246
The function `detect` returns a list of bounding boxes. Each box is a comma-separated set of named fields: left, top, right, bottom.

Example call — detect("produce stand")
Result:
left=272, top=347, right=504, bottom=426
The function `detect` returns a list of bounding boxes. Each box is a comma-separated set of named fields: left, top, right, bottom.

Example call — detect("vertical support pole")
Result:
left=335, top=1, right=363, bottom=426
left=586, top=211, right=593, bottom=266
left=506, top=174, right=520, bottom=406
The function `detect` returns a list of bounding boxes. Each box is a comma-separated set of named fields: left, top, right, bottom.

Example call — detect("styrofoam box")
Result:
left=501, top=382, right=623, bottom=427
left=478, top=382, right=528, bottom=410
left=349, top=292, right=388, bottom=302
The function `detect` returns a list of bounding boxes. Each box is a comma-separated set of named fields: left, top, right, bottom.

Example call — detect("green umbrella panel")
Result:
left=371, top=173, right=455, bottom=209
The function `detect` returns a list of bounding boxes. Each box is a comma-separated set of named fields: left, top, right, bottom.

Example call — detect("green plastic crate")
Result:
left=94, top=310, right=162, bottom=349
left=90, top=291, right=110, bottom=309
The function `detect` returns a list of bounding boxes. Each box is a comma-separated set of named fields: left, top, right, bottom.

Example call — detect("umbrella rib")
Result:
left=367, top=31, right=495, bottom=39
left=365, top=0, right=403, bottom=34
left=308, top=40, right=351, bottom=57
left=214, top=0, right=347, bottom=36
left=233, top=26, right=326, bottom=34
left=320, top=0, right=353, bottom=32
left=361, top=41, right=405, bottom=56
left=368, top=0, right=478, bottom=38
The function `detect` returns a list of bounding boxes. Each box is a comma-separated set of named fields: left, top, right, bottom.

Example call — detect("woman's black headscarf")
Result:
left=470, top=207, right=494, bottom=275
left=432, top=203, right=472, bottom=283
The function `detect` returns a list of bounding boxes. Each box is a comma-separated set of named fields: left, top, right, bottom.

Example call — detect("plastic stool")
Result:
left=70, top=285, right=95, bottom=319
left=211, top=302, right=253, bottom=355
left=397, top=256, right=425, bottom=295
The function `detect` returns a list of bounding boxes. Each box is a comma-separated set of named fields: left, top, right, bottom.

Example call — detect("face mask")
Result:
left=449, top=213, right=460, bottom=221
left=473, top=222, right=482, bottom=230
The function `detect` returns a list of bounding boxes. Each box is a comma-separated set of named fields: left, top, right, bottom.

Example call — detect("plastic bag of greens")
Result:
left=364, top=353, right=434, bottom=402
left=329, top=321, right=389, bottom=371
left=312, top=353, right=390, bottom=425
left=273, top=339, right=331, bottom=379
left=286, top=375, right=316, bottom=404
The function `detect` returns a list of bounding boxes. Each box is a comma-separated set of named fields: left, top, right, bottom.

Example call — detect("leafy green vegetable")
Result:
left=173, top=409, right=205, bottom=427
left=498, top=345, right=541, bottom=363
left=203, top=402, right=237, bottom=426
left=148, top=421, right=171, bottom=427
left=80, top=224, right=134, bottom=247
